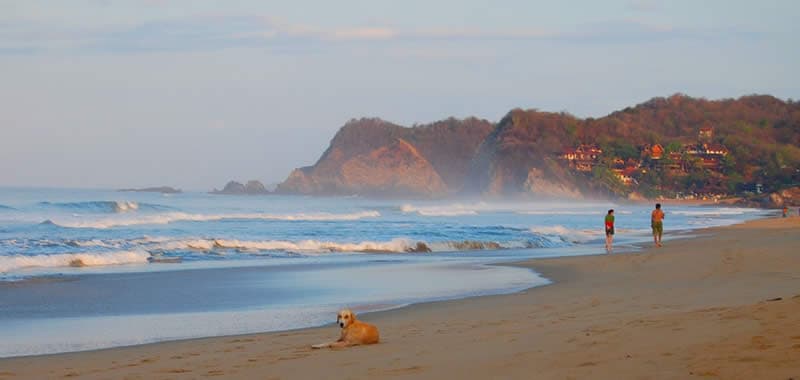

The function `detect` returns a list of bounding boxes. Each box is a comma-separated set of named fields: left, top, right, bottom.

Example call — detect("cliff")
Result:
left=276, top=117, right=493, bottom=197
left=277, top=95, right=800, bottom=199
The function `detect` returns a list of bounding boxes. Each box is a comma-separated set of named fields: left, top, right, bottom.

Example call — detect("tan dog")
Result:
left=311, top=308, right=380, bottom=349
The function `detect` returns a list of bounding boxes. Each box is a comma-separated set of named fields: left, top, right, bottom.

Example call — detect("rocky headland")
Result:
left=275, top=94, right=800, bottom=203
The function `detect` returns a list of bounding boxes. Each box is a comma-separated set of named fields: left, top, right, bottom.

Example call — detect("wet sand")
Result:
left=1, top=216, right=798, bottom=379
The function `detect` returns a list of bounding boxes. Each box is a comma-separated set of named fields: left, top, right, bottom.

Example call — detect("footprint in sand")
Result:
left=370, top=366, right=424, bottom=375
left=227, top=338, right=256, bottom=343
left=159, top=368, right=192, bottom=374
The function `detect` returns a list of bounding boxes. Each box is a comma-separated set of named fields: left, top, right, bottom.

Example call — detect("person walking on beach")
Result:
left=651, top=203, right=665, bottom=247
left=605, top=209, right=615, bottom=252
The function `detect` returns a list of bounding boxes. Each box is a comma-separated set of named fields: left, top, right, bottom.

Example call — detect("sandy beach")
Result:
left=1, top=216, right=798, bottom=379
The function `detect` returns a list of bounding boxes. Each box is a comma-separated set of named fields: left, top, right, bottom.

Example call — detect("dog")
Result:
left=311, top=308, right=380, bottom=349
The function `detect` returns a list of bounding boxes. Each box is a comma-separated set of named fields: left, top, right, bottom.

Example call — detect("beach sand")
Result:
left=1, top=217, right=798, bottom=379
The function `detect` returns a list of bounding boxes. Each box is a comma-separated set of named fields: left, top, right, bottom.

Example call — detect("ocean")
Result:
left=0, top=187, right=770, bottom=357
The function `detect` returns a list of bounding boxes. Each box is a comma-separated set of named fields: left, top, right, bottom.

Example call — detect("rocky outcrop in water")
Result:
left=211, top=180, right=270, bottom=195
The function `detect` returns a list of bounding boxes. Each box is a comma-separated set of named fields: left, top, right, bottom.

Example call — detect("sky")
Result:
left=1, top=0, right=797, bottom=190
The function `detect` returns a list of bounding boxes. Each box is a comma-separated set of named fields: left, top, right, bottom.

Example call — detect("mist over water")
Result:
left=0, top=187, right=770, bottom=357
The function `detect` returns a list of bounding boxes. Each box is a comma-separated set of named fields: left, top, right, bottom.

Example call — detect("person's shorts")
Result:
left=605, top=227, right=614, bottom=236
left=651, top=221, right=663, bottom=235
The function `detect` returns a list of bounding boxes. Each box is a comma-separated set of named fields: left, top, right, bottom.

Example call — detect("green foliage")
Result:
left=600, top=139, right=638, bottom=161
left=591, top=165, right=628, bottom=196
left=664, top=141, right=683, bottom=153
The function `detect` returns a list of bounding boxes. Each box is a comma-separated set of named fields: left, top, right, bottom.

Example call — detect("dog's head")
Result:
left=337, top=309, right=356, bottom=328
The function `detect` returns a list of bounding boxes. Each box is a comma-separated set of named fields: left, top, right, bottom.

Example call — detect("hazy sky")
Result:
left=1, top=0, right=797, bottom=190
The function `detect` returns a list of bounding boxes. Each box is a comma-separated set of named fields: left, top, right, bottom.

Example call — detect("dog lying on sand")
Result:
left=312, top=308, right=380, bottom=349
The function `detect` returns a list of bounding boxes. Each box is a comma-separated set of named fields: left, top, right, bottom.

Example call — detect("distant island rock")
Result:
left=276, top=94, right=800, bottom=200
left=211, top=180, right=270, bottom=195
left=118, top=186, right=182, bottom=194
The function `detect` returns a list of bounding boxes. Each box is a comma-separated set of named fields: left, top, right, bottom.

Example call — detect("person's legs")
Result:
left=605, top=233, right=613, bottom=252
left=652, top=222, right=663, bottom=247
left=656, top=223, right=663, bottom=247
left=652, top=224, right=658, bottom=246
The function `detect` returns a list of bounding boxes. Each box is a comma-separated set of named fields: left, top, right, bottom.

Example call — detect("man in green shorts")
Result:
left=651, top=203, right=664, bottom=247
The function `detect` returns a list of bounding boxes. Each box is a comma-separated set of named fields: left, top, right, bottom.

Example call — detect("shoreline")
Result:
left=2, top=216, right=798, bottom=378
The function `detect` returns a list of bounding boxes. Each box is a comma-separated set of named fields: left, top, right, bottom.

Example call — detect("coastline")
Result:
left=1, top=216, right=798, bottom=379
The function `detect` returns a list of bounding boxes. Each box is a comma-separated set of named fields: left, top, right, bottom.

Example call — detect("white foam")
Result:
left=400, top=201, right=623, bottom=217
left=518, top=210, right=632, bottom=215
left=113, top=201, right=139, bottom=212
left=46, top=210, right=381, bottom=229
left=160, top=238, right=416, bottom=254
left=529, top=225, right=600, bottom=244
left=670, top=208, right=758, bottom=217
left=400, top=203, right=480, bottom=216
left=0, top=251, right=151, bottom=272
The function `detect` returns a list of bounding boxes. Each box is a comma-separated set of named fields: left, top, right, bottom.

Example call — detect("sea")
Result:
left=0, top=187, right=771, bottom=357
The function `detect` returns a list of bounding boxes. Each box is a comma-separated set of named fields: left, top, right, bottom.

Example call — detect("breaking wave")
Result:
left=44, top=211, right=382, bottom=229
left=400, top=204, right=479, bottom=216
left=0, top=204, right=15, bottom=211
left=164, top=238, right=418, bottom=254
left=518, top=210, right=632, bottom=216
left=529, top=225, right=601, bottom=244
left=37, top=201, right=169, bottom=213
left=0, top=251, right=151, bottom=272
left=670, top=208, right=759, bottom=217
left=400, top=202, right=628, bottom=217
left=152, top=236, right=560, bottom=254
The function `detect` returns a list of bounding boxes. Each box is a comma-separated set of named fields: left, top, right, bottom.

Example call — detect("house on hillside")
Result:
left=699, top=126, right=714, bottom=141
left=612, top=166, right=639, bottom=186
left=666, top=151, right=685, bottom=172
left=560, top=144, right=602, bottom=172
left=685, top=143, right=729, bottom=170
left=642, top=144, right=665, bottom=160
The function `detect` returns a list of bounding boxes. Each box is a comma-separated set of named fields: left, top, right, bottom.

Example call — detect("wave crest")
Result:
left=160, top=237, right=419, bottom=254
left=37, top=201, right=169, bottom=213
left=44, top=210, right=381, bottom=229
left=670, top=208, right=758, bottom=217
left=0, top=251, right=151, bottom=272
left=400, top=204, right=479, bottom=216
left=529, top=225, right=600, bottom=244
left=153, top=237, right=547, bottom=254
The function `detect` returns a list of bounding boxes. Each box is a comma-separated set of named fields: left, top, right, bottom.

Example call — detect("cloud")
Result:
left=0, top=14, right=757, bottom=56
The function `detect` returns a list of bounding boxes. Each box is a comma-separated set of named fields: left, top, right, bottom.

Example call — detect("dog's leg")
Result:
left=311, top=342, right=334, bottom=349
left=328, top=341, right=351, bottom=348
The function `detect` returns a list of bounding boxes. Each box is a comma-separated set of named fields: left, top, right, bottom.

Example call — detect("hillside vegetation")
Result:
left=277, top=94, right=800, bottom=200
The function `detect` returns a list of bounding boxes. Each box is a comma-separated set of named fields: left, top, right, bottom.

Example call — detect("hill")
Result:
left=277, top=95, right=800, bottom=200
